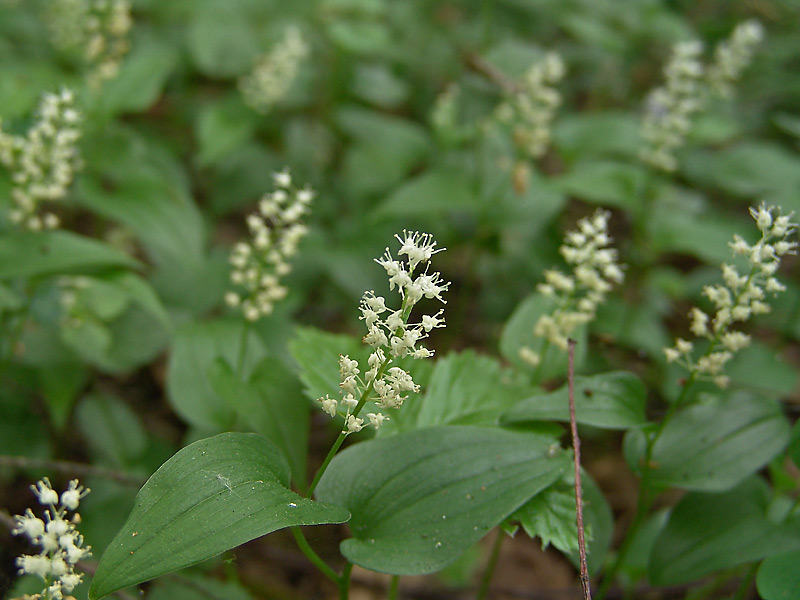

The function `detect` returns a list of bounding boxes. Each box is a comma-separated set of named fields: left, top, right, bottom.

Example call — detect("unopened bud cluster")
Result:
left=46, top=0, right=132, bottom=87
left=317, top=231, right=448, bottom=434
left=664, top=204, right=796, bottom=388
left=707, top=20, right=764, bottom=98
left=225, top=169, right=314, bottom=322
left=641, top=21, right=763, bottom=172
left=520, top=210, right=624, bottom=367
left=239, top=27, right=309, bottom=114
left=0, top=89, right=82, bottom=230
left=495, top=52, right=565, bottom=159
left=12, top=478, right=91, bottom=600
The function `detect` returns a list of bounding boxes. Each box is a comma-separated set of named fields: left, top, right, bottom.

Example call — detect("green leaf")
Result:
left=499, top=293, right=587, bottom=381
left=75, top=393, right=147, bottom=469
left=553, top=111, right=640, bottom=161
left=315, top=426, right=568, bottom=575
left=384, top=350, right=532, bottom=434
left=90, top=433, right=350, bottom=599
left=289, top=326, right=367, bottom=402
left=186, top=1, right=258, bottom=77
left=757, top=549, right=800, bottom=600
left=501, top=371, right=647, bottom=430
left=650, top=477, right=800, bottom=585
left=209, top=357, right=309, bottom=484
left=94, top=35, right=178, bottom=115
left=790, top=420, right=800, bottom=470
left=0, top=231, right=139, bottom=279
left=166, top=319, right=266, bottom=430
left=196, top=95, right=258, bottom=167
left=553, top=160, right=647, bottom=209
left=374, top=168, right=480, bottom=217
left=513, top=470, right=612, bottom=575
left=641, top=393, right=791, bottom=492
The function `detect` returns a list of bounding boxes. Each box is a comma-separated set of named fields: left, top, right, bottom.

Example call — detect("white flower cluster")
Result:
left=12, top=478, right=91, bottom=600
left=46, top=0, right=132, bottom=87
left=495, top=52, right=565, bottom=160
left=641, top=21, right=763, bottom=172
left=225, top=169, right=314, bottom=322
left=664, top=204, right=796, bottom=388
left=0, top=89, right=82, bottom=231
left=520, top=210, right=624, bottom=367
left=239, top=27, right=309, bottom=114
left=640, top=41, right=705, bottom=172
left=707, top=20, right=764, bottom=98
left=317, top=231, right=449, bottom=434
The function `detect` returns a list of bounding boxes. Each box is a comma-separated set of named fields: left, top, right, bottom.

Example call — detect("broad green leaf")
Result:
left=757, top=549, right=800, bottom=600
left=385, top=350, right=532, bottom=433
left=640, top=393, right=791, bottom=492
left=148, top=577, right=254, bottom=600
left=289, top=326, right=367, bottom=402
left=327, top=21, right=392, bottom=55
left=650, top=477, right=800, bottom=585
left=315, top=426, right=568, bottom=575
left=501, top=371, right=646, bottom=430
left=94, top=35, right=178, bottom=116
left=75, top=393, right=148, bottom=469
left=90, top=433, right=350, bottom=599
left=209, top=357, right=309, bottom=484
left=499, top=293, right=587, bottom=382
left=374, top=168, right=480, bottom=217
left=0, top=231, right=139, bottom=279
left=196, top=95, right=258, bottom=167
left=553, top=160, right=647, bottom=209
left=186, top=1, right=258, bottom=77
left=553, top=111, right=640, bottom=161
left=351, top=63, right=409, bottom=108
left=166, top=319, right=265, bottom=430
left=513, top=471, right=611, bottom=575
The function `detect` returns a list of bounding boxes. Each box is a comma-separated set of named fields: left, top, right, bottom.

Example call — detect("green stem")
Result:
left=732, top=564, right=757, bottom=600
left=291, top=526, right=339, bottom=584
left=235, top=322, right=251, bottom=380
left=338, top=562, right=353, bottom=600
left=306, top=430, right=348, bottom=498
left=476, top=528, right=504, bottom=600
left=387, top=575, right=399, bottom=600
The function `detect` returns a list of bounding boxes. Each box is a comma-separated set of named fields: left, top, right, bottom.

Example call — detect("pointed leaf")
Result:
left=289, top=326, right=366, bottom=402
left=0, top=231, right=139, bottom=279
left=757, top=549, right=800, bottom=600
left=315, top=426, right=568, bottom=575
left=90, top=433, right=349, bottom=599
left=643, top=392, right=790, bottom=491
left=501, top=371, right=646, bottom=430
left=650, top=477, right=800, bottom=585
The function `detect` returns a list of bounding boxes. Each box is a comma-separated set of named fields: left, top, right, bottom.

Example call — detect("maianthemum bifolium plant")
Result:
left=2, top=2, right=800, bottom=600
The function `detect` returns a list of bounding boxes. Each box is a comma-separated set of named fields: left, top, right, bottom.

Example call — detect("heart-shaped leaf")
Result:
left=90, top=433, right=349, bottom=599
left=315, top=426, right=568, bottom=575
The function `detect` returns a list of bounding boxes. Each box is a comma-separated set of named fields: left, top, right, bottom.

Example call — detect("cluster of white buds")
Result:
left=640, top=40, right=705, bottom=172
left=520, top=210, right=624, bottom=368
left=494, top=52, right=565, bottom=160
left=239, top=26, right=309, bottom=114
left=0, top=89, right=82, bottom=231
left=225, top=169, right=314, bottom=322
left=46, top=0, right=132, bottom=87
left=664, top=204, right=796, bottom=388
left=12, top=478, right=91, bottom=600
left=317, top=231, right=449, bottom=434
left=707, top=20, right=764, bottom=98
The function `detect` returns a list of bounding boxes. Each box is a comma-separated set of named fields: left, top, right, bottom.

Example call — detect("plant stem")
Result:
left=732, top=564, right=757, bottom=600
left=306, top=430, right=348, bottom=498
left=290, top=526, right=340, bottom=584
left=339, top=561, right=353, bottom=600
left=568, top=339, right=592, bottom=600
left=387, top=575, right=399, bottom=600
left=235, top=321, right=251, bottom=380
left=476, top=528, right=504, bottom=600
left=0, top=455, right=145, bottom=486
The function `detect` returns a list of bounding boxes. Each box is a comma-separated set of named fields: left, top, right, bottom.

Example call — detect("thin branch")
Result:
left=0, top=455, right=146, bottom=486
left=568, top=339, right=592, bottom=600
left=462, top=51, right=520, bottom=94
